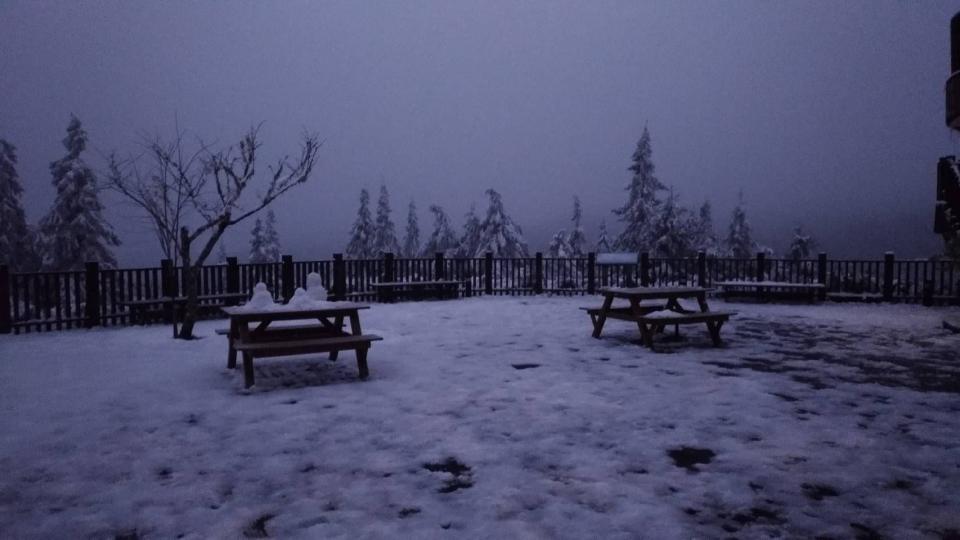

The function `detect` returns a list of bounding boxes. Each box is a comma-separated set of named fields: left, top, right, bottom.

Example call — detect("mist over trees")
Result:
left=373, top=185, right=400, bottom=256
left=421, top=204, right=459, bottom=256
left=345, top=188, right=375, bottom=259
left=249, top=209, right=281, bottom=263
left=402, top=201, right=420, bottom=258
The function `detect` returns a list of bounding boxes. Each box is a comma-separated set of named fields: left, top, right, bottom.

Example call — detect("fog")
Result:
left=1, top=1, right=958, bottom=265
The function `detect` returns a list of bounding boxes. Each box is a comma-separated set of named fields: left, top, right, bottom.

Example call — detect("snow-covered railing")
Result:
left=2, top=251, right=957, bottom=334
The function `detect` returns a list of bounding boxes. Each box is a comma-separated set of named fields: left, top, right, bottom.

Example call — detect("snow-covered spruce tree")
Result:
left=689, top=200, right=720, bottom=256
left=0, top=138, right=39, bottom=271
left=547, top=230, right=571, bottom=258
left=596, top=220, right=612, bottom=253
left=39, top=116, right=120, bottom=271
left=650, top=189, right=693, bottom=259
left=457, top=204, right=482, bottom=258
left=613, top=127, right=665, bottom=252
left=788, top=226, right=815, bottom=260
left=345, top=188, right=376, bottom=259
left=248, top=209, right=280, bottom=263
left=474, top=189, right=529, bottom=257
left=567, top=196, right=586, bottom=257
left=373, top=185, right=400, bottom=255
left=725, top=191, right=756, bottom=258
left=402, top=200, right=420, bottom=258
left=422, top=205, right=459, bottom=256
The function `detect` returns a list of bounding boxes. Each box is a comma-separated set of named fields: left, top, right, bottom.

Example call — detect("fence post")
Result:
left=697, top=252, right=707, bottom=288
left=817, top=252, right=827, bottom=301
left=226, top=257, right=240, bottom=296
left=587, top=252, right=596, bottom=295
left=484, top=252, right=494, bottom=295
left=922, top=279, right=935, bottom=306
left=332, top=253, right=346, bottom=301
left=84, top=261, right=100, bottom=328
left=756, top=251, right=766, bottom=282
left=639, top=252, right=649, bottom=287
left=281, top=255, right=294, bottom=302
left=384, top=252, right=396, bottom=282
left=434, top=252, right=444, bottom=281
left=534, top=252, right=544, bottom=294
left=883, top=252, right=895, bottom=301
left=0, top=265, right=10, bottom=334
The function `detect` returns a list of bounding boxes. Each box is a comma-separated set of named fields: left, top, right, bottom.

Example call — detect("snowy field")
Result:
left=1, top=296, right=959, bottom=539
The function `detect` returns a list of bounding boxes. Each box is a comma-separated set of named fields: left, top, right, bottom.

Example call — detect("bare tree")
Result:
left=108, top=125, right=320, bottom=338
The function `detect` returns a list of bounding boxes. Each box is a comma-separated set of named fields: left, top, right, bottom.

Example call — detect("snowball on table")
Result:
left=245, top=282, right=276, bottom=310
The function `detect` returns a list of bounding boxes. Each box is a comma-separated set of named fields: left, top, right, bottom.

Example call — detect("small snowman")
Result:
left=288, top=287, right=313, bottom=308
left=247, top=282, right=276, bottom=310
left=306, top=272, right=328, bottom=302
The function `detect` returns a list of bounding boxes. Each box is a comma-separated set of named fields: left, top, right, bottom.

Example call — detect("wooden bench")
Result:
left=716, top=281, right=824, bottom=303
left=635, top=311, right=736, bottom=349
left=372, top=280, right=462, bottom=303
left=233, top=334, right=383, bottom=388
left=124, top=293, right=248, bottom=324
left=579, top=303, right=665, bottom=329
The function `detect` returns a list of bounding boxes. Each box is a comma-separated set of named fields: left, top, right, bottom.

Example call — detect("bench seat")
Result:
left=634, top=310, right=735, bottom=348
left=233, top=334, right=383, bottom=388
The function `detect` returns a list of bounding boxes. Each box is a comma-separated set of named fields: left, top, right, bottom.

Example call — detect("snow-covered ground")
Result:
left=1, top=296, right=958, bottom=539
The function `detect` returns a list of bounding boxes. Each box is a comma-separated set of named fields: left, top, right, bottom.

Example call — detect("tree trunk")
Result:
left=177, top=228, right=200, bottom=339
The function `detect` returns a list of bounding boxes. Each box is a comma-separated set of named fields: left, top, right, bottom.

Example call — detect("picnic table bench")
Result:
left=584, top=286, right=735, bottom=349
left=371, top=280, right=462, bottom=303
left=715, top=281, right=825, bottom=303
left=221, top=303, right=382, bottom=389
left=122, top=292, right=249, bottom=325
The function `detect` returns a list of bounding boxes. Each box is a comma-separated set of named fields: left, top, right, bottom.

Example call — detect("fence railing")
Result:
left=1, top=251, right=957, bottom=334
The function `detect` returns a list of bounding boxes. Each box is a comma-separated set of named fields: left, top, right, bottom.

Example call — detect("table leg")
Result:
left=592, top=295, right=614, bottom=338
left=329, top=315, right=344, bottom=361
left=242, top=351, right=255, bottom=388
left=227, top=318, right=238, bottom=369
left=697, top=292, right=710, bottom=312
left=356, top=345, right=369, bottom=379
left=349, top=312, right=362, bottom=336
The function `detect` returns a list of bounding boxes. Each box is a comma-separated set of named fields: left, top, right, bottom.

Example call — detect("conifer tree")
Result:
left=402, top=200, right=420, bottom=258
left=0, top=139, right=38, bottom=271
left=725, top=191, right=756, bottom=258
left=596, top=220, right=612, bottom=253
left=261, top=209, right=281, bottom=262
left=248, top=217, right=266, bottom=262
left=547, top=230, right=571, bottom=258
left=345, top=188, right=375, bottom=259
left=567, top=196, right=586, bottom=257
left=457, top=204, right=482, bottom=258
left=474, top=189, right=529, bottom=257
left=650, top=189, right=692, bottom=258
left=689, top=200, right=720, bottom=255
left=373, top=184, right=400, bottom=255
left=788, top=226, right=815, bottom=260
left=39, top=116, right=120, bottom=270
left=613, top=127, right=665, bottom=252
left=422, top=205, right=459, bottom=256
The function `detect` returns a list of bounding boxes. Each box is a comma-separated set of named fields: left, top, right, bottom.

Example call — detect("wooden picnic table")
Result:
left=221, top=303, right=382, bottom=388
left=585, top=286, right=735, bottom=348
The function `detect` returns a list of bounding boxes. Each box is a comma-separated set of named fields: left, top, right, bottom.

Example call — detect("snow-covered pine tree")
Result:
left=0, top=138, right=38, bottom=271
left=725, top=191, right=756, bottom=258
left=248, top=217, right=267, bottom=262
left=474, top=189, right=529, bottom=257
left=547, top=230, right=571, bottom=258
left=422, top=205, right=459, bottom=256
left=402, top=200, right=420, bottom=258
left=650, top=189, right=692, bottom=259
left=596, top=220, right=612, bottom=253
left=345, top=188, right=376, bottom=259
left=567, top=196, right=586, bottom=257
left=788, top=226, right=815, bottom=260
left=613, top=127, right=665, bottom=252
left=373, top=185, right=400, bottom=255
left=38, top=116, right=120, bottom=270
left=689, top=200, right=720, bottom=255
left=457, top=204, right=482, bottom=258
left=261, top=209, right=281, bottom=262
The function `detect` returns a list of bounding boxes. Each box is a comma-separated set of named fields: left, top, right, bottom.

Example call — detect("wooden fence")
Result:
left=1, top=251, right=957, bottom=334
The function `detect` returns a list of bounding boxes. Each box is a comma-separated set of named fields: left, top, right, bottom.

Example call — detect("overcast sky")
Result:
left=1, top=1, right=958, bottom=264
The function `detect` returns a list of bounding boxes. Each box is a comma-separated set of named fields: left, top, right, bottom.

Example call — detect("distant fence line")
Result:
left=1, top=251, right=957, bottom=334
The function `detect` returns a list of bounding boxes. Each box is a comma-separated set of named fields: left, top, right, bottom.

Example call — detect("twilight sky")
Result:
left=1, top=1, right=958, bottom=264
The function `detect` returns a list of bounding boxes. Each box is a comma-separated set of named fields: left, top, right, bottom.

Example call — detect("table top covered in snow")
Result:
left=221, top=302, right=370, bottom=320
left=598, top=286, right=710, bottom=299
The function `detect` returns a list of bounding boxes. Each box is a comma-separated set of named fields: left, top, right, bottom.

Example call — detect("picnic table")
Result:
left=221, top=303, right=383, bottom=389
left=583, top=286, right=735, bottom=349
left=122, top=292, right=249, bottom=325
left=371, top=280, right=462, bottom=303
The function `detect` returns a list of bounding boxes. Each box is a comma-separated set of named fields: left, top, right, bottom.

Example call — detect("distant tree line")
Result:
left=340, top=126, right=818, bottom=260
